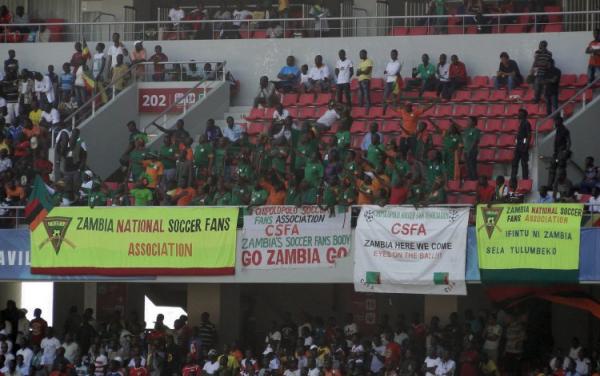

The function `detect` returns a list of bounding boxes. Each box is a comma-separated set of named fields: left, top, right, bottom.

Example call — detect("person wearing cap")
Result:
left=203, top=350, right=220, bottom=375
left=130, top=41, right=147, bottom=81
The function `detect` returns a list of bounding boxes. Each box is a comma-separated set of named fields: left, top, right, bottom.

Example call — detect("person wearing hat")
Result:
left=203, top=350, right=220, bottom=375
left=130, top=41, right=147, bottom=81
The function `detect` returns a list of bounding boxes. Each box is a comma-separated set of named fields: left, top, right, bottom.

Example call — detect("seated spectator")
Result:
left=537, top=185, right=554, bottom=203
left=223, top=116, right=245, bottom=144
left=4, top=179, right=25, bottom=205
left=580, top=156, right=598, bottom=194
left=409, top=53, right=436, bottom=97
left=494, top=52, right=522, bottom=93
left=314, top=101, right=341, bottom=132
left=436, top=53, right=451, bottom=100
left=588, top=187, right=600, bottom=213
left=307, top=55, right=331, bottom=93
left=150, top=46, right=168, bottom=81
left=476, top=176, right=495, bottom=203
left=360, top=122, right=383, bottom=152
left=586, top=29, right=600, bottom=84
left=494, top=175, right=508, bottom=201
left=253, top=76, right=278, bottom=108
left=204, top=119, right=223, bottom=143
left=299, top=64, right=310, bottom=93
left=449, top=54, right=467, bottom=96
left=276, top=56, right=300, bottom=92
left=272, top=103, right=289, bottom=123
left=266, top=21, right=284, bottom=39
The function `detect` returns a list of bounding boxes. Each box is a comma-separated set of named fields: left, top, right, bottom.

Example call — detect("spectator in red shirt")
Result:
left=70, top=42, right=86, bottom=74
left=449, top=54, right=467, bottom=96
left=389, top=177, right=408, bottom=205
left=150, top=45, right=168, bottom=81
left=586, top=29, right=600, bottom=83
left=476, top=175, right=495, bottom=203
left=181, top=355, right=200, bottom=376
left=384, top=332, right=401, bottom=368
left=129, top=356, right=148, bottom=376
left=33, top=149, right=53, bottom=184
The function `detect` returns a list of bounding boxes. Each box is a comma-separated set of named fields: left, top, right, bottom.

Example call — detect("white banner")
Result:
left=241, top=206, right=351, bottom=269
left=354, top=206, right=468, bottom=295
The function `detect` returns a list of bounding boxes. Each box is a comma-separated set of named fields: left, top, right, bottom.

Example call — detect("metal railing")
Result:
left=0, top=10, right=598, bottom=43
left=142, top=61, right=227, bottom=134
left=0, top=206, right=25, bottom=228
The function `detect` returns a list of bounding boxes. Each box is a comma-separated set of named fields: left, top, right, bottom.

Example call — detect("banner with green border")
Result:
left=476, top=204, right=583, bottom=282
left=30, top=207, right=238, bottom=276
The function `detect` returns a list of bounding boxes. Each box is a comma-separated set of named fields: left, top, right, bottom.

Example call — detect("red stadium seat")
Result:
left=498, top=134, right=515, bottom=148
left=350, top=79, right=359, bottom=91
left=479, top=134, right=497, bottom=147
left=506, top=104, right=522, bottom=116
left=351, top=107, right=368, bottom=119
left=575, top=74, right=589, bottom=87
left=468, top=76, right=490, bottom=89
left=504, top=119, right=520, bottom=133
left=472, top=104, right=489, bottom=117
left=263, top=108, right=276, bottom=119
left=447, top=194, right=459, bottom=204
left=453, top=90, right=471, bottom=102
left=577, top=88, right=594, bottom=103
left=409, top=26, right=429, bottom=35
left=253, top=30, right=268, bottom=38
left=245, top=107, right=264, bottom=121
left=560, top=74, right=577, bottom=87
left=558, top=88, right=577, bottom=102
left=351, top=120, right=368, bottom=134
left=461, top=180, right=479, bottom=193
left=489, top=90, right=508, bottom=102
left=432, top=134, right=443, bottom=147
left=382, top=121, right=402, bottom=133
left=471, top=90, right=490, bottom=102
left=537, top=118, right=554, bottom=133
left=298, top=107, right=315, bottom=119
left=489, top=104, right=506, bottom=116
left=517, top=179, right=533, bottom=193
left=298, top=93, right=315, bottom=106
left=371, top=78, right=385, bottom=90
left=543, top=24, right=563, bottom=32
left=315, top=93, right=333, bottom=106
left=524, top=103, right=544, bottom=116
left=422, top=91, right=438, bottom=100
left=435, top=119, right=451, bottom=132
left=454, top=104, right=471, bottom=117
left=447, top=180, right=461, bottom=193
left=497, top=149, right=514, bottom=163
left=486, top=119, right=503, bottom=132
left=282, top=94, right=298, bottom=107
left=505, top=24, right=527, bottom=33
left=478, top=149, right=496, bottom=162
left=366, top=107, right=391, bottom=119
left=390, top=26, right=409, bottom=36
left=433, top=105, right=453, bottom=117
left=247, top=122, right=265, bottom=135
left=287, top=107, right=298, bottom=118
left=522, top=89, right=535, bottom=102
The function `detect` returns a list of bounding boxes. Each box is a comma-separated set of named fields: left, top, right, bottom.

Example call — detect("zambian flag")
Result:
left=24, top=176, right=54, bottom=231
left=82, top=40, right=91, bottom=60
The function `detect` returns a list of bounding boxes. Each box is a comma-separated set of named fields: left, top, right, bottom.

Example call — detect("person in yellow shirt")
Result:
left=142, top=152, right=164, bottom=189
left=357, top=49, right=374, bottom=110
left=28, top=100, right=43, bottom=127
left=279, top=0, right=289, bottom=18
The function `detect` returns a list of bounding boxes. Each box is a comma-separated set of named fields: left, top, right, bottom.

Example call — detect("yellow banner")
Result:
left=31, top=207, right=238, bottom=276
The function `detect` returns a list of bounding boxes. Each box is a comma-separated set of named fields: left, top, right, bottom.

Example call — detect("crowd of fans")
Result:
left=0, top=299, right=598, bottom=376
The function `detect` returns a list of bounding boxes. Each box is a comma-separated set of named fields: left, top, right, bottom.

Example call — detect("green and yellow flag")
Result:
left=476, top=204, right=583, bottom=283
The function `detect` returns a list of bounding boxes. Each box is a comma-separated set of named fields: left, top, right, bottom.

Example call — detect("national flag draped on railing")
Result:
left=25, top=175, right=54, bottom=231
left=82, top=40, right=91, bottom=60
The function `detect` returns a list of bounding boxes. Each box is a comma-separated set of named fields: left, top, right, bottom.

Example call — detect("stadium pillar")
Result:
left=187, top=284, right=222, bottom=327
left=424, top=295, right=458, bottom=324
left=83, top=282, right=97, bottom=314
left=53, top=282, right=85, bottom=330
left=0, top=282, right=21, bottom=307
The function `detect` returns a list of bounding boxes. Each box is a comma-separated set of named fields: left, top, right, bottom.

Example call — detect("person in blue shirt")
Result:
left=59, top=62, right=74, bottom=103
left=276, top=55, right=300, bottom=92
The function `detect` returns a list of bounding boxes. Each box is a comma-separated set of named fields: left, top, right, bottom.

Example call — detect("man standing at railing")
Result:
left=531, top=40, right=552, bottom=104
left=107, top=33, right=124, bottom=73
left=510, top=108, right=531, bottom=180
left=150, top=46, right=168, bottom=82
left=543, top=59, right=561, bottom=116
left=586, top=29, right=600, bottom=84
left=130, top=41, right=147, bottom=82
left=547, top=116, right=571, bottom=188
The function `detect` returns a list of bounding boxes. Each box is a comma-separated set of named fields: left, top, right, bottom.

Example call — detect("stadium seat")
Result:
left=545, top=5, right=562, bottom=22
left=432, top=134, right=443, bottom=147
left=447, top=194, right=459, bottom=204
left=351, top=107, right=368, bottom=119
left=575, top=74, right=589, bottom=87
left=263, top=108, right=276, bottom=119
left=453, top=90, right=471, bottom=102
left=298, top=107, right=315, bottom=119
left=560, top=74, right=577, bottom=87
left=351, top=120, right=368, bottom=134
left=350, top=136, right=362, bottom=149
left=465, top=26, right=479, bottom=34
left=287, top=107, right=298, bottom=118
left=382, top=121, right=402, bottom=133
left=505, top=24, right=527, bottom=33
left=371, top=79, right=385, bottom=90
left=282, top=94, right=298, bottom=107
left=472, top=104, right=489, bottom=117
left=478, top=149, right=496, bottom=162
left=298, top=93, right=315, bottom=106
left=409, top=26, right=429, bottom=35
left=461, top=180, right=479, bottom=193
left=506, top=104, right=522, bottom=116
left=577, top=88, right=594, bottom=103
left=457, top=195, right=477, bottom=205
left=489, top=104, right=506, bottom=117
left=478, top=164, right=494, bottom=178
left=253, top=30, right=268, bottom=38
left=471, top=90, right=490, bottom=102
left=498, top=134, right=515, bottom=148
left=435, top=119, right=451, bottom=132
left=489, top=90, right=508, bottom=102
left=517, top=179, right=533, bottom=193
left=497, top=149, right=514, bottom=163
left=503, top=119, right=520, bottom=133
left=371, top=91, right=384, bottom=105
left=350, top=79, right=360, bottom=91
left=524, top=103, right=544, bottom=116
left=558, top=88, right=577, bottom=102
left=447, top=180, right=461, bottom=193
left=486, top=119, right=503, bottom=132
left=543, top=24, right=563, bottom=32
left=422, top=91, right=438, bottom=100
left=315, top=93, right=333, bottom=106
left=454, top=104, right=471, bottom=117
left=247, top=122, right=265, bottom=135
left=537, top=118, right=554, bottom=133
left=245, top=107, right=264, bottom=121
left=468, top=76, right=490, bottom=89
left=522, top=89, right=535, bottom=102
left=433, top=105, right=453, bottom=117
left=390, top=26, right=409, bottom=36
left=479, top=134, right=497, bottom=147
left=366, top=107, right=391, bottom=119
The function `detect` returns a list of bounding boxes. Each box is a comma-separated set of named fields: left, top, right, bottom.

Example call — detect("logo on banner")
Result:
left=40, top=217, right=74, bottom=254
left=480, top=207, right=504, bottom=238
left=363, top=209, right=375, bottom=223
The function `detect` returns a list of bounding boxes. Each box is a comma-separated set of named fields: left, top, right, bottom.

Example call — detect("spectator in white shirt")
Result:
left=308, top=55, right=330, bottom=93
left=436, top=54, right=451, bottom=100
left=588, top=187, right=600, bottom=213
left=40, top=329, right=61, bottom=371
left=61, top=334, right=79, bottom=364
left=308, top=1, right=330, bottom=37
left=41, top=103, right=60, bottom=127
left=107, top=33, right=124, bottom=69
left=383, top=49, right=402, bottom=113
left=435, top=350, right=455, bottom=376
left=574, top=349, right=591, bottom=376
left=272, top=103, right=289, bottom=122
left=15, top=341, right=32, bottom=373
left=0, top=149, right=11, bottom=173
left=33, top=72, right=55, bottom=105
left=223, top=116, right=245, bottom=144
left=315, top=101, right=340, bottom=131
left=299, top=64, right=310, bottom=93
left=335, top=49, right=354, bottom=107
left=168, top=4, right=185, bottom=28
left=253, top=76, right=278, bottom=108
left=423, top=347, right=441, bottom=376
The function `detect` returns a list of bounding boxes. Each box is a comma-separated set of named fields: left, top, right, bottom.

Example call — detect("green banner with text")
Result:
left=476, top=204, right=583, bottom=283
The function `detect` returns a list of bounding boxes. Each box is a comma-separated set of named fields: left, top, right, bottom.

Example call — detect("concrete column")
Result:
left=219, top=284, right=241, bottom=347
left=53, top=283, right=84, bottom=334
left=424, top=295, right=458, bottom=326
left=186, top=284, right=221, bottom=328
left=83, top=282, right=97, bottom=312
left=0, top=282, right=22, bottom=307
